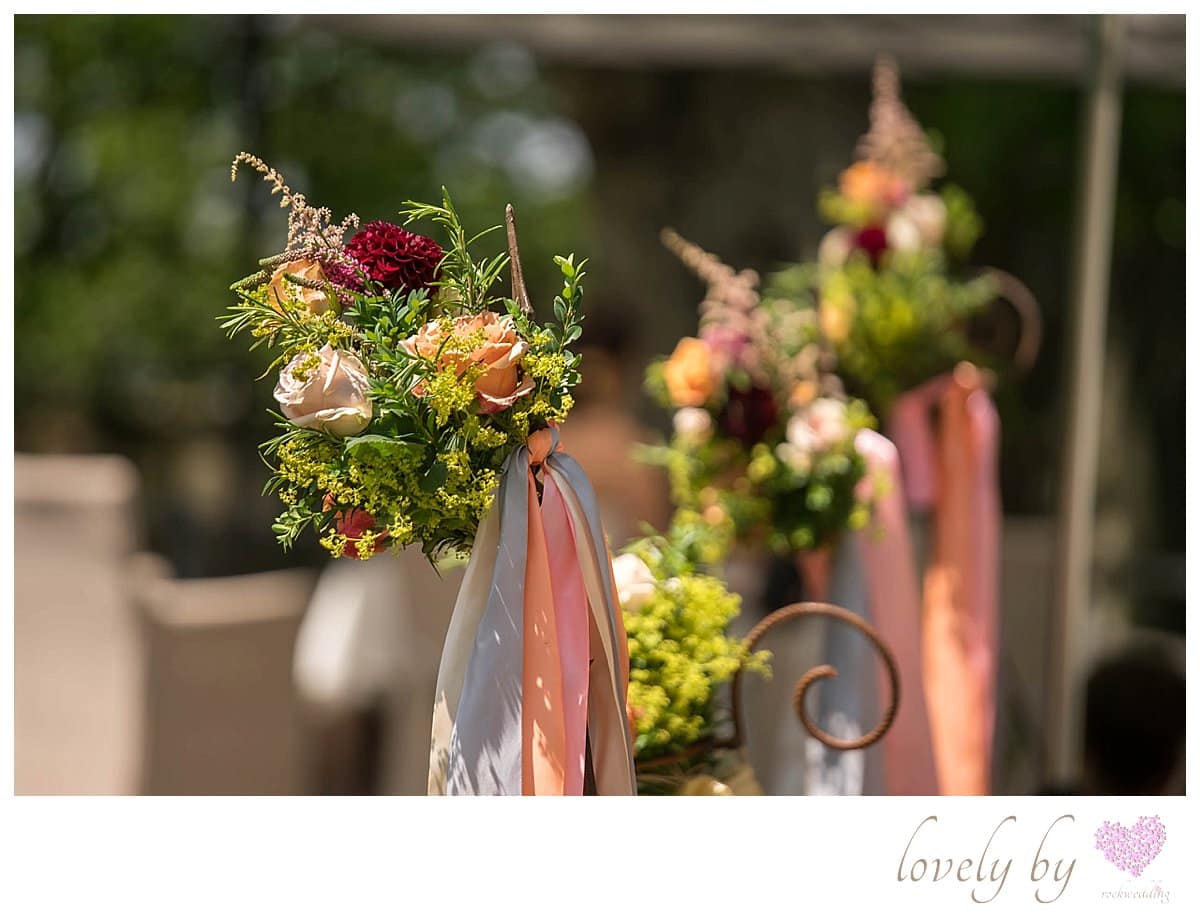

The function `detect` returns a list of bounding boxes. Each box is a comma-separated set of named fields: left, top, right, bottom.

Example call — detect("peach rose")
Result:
left=269, top=258, right=337, bottom=315
left=839, top=161, right=910, bottom=215
left=399, top=311, right=535, bottom=414
left=274, top=344, right=373, bottom=437
left=662, top=337, right=719, bottom=407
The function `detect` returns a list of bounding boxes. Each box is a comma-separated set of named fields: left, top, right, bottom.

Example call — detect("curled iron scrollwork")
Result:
left=729, top=601, right=900, bottom=753
left=636, top=601, right=901, bottom=772
left=971, top=266, right=1043, bottom=377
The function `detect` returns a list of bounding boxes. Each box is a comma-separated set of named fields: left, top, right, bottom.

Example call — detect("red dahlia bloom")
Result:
left=718, top=385, right=778, bottom=446
left=853, top=225, right=890, bottom=266
left=343, top=220, right=443, bottom=293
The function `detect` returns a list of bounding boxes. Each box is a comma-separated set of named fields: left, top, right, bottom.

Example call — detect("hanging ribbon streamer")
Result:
left=804, top=537, right=880, bottom=796
left=428, top=427, right=637, bottom=796
left=852, top=428, right=939, bottom=795
left=886, top=364, right=1000, bottom=794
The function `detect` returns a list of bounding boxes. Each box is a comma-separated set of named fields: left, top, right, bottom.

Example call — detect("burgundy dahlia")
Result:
left=343, top=220, right=443, bottom=293
left=717, top=385, right=778, bottom=446
left=853, top=225, right=889, bottom=266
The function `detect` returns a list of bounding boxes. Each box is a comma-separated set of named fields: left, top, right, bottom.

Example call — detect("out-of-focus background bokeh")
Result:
left=14, top=14, right=1184, bottom=795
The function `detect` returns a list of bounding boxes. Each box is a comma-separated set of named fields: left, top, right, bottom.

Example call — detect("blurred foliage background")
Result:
left=15, top=15, right=596, bottom=575
left=14, top=14, right=1184, bottom=632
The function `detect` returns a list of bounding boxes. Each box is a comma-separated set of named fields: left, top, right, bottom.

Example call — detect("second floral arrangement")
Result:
left=800, top=56, right=998, bottom=414
left=643, top=231, right=876, bottom=559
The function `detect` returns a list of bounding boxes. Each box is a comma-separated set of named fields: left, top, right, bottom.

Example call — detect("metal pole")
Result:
left=1044, top=14, right=1125, bottom=787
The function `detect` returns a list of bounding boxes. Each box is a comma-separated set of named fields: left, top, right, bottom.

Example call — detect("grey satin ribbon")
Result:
left=445, top=446, right=529, bottom=795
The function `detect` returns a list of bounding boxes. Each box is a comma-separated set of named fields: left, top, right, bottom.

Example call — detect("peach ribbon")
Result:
left=888, top=364, right=1000, bottom=794
left=535, top=469, right=591, bottom=795
left=853, top=429, right=939, bottom=794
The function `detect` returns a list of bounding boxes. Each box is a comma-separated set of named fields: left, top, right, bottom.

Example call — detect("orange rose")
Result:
left=662, top=337, right=718, bottom=407
left=268, top=258, right=337, bottom=315
left=399, top=311, right=535, bottom=414
left=789, top=379, right=819, bottom=410
left=819, top=297, right=855, bottom=344
left=838, top=161, right=910, bottom=216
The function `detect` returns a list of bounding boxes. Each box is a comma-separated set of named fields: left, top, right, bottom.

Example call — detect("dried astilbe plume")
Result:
left=770, top=309, right=825, bottom=399
left=661, top=228, right=765, bottom=341
left=661, top=229, right=846, bottom=400
left=232, top=152, right=361, bottom=251
left=230, top=153, right=363, bottom=301
left=855, top=55, right=944, bottom=190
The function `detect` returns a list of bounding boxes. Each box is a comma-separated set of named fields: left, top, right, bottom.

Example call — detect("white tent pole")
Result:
left=1044, top=14, right=1125, bottom=786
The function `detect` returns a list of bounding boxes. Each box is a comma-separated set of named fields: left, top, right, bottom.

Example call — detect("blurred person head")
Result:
left=1081, top=639, right=1185, bottom=795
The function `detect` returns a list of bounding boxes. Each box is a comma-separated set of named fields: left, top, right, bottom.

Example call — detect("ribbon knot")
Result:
left=526, top=424, right=561, bottom=467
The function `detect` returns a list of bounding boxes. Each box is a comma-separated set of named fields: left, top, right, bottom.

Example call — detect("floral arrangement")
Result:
left=613, top=516, right=769, bottom=792
left=221, top=154, right=585, bottom=561
left=804, top=56, right=996, bottom=414
left=643, top=231, right=874, bottom=558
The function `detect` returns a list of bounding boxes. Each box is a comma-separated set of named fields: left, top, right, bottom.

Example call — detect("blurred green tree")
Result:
left=16, top=15, right=595, bottom=573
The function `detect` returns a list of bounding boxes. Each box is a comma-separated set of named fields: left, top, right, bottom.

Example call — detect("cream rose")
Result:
left=673, top=407, right=714, bottom=442
left=785, top=415, right=818, bottom=455
left=269, top=258, right=337, bottom=315
left=611, top=553, right=657, bottom=613
left=274, top=344, right=373, bottom=437
left=805, top=398, right=849, bottom=449
left=399, top=311, right=535, bottom=414
left=784, top=397, right=849, bottom=468
left=817, top=227, right=855, bottom=268
left=896, top=193, right=947, bottom=249
left=885, top=212, right=922, bottom=253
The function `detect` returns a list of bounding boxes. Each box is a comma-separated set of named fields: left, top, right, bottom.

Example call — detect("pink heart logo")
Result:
left=1094, top=816, right=1166, bottom=877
